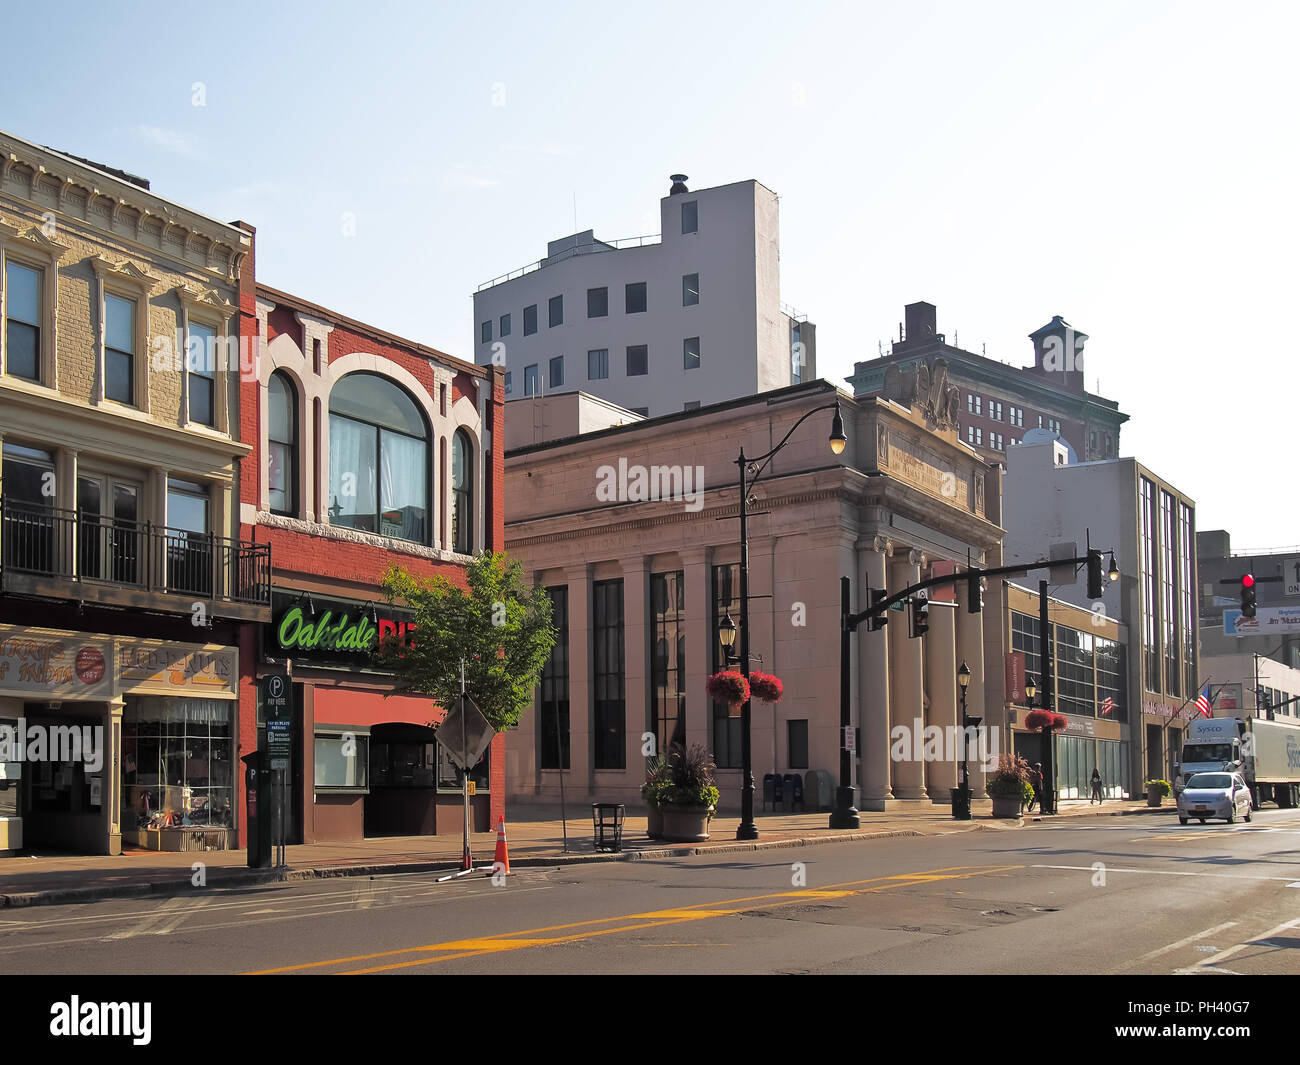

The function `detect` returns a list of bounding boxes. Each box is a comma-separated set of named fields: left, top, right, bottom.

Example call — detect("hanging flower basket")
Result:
left=1026, top=708, right=1068, bottom=732
left=706, top=671, right=750, bottom=717
left=1051, top=712, right=1068, bottom=732
left=748, top=672, right=784, bottom=704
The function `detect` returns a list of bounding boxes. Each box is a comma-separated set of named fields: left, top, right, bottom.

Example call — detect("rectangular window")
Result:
left=548, top=295, right=563, bottom=327
left=1055, top=625, right=1095, bottom=718
left=481, top=320, right=492, bottom=343
left=523, top=304, right=538, bottom=335
left=711, top=564, right=741, bottom=768
left=539, top=586, right=570, bottom=770
left=975, top=396, right=982, bottom=416
left=1161, top=489, right=1179, bottom=698
left=4, top=260, right=41, bottom=381
left=504, top=371, right=512, bottom=395
left=315, top=731, right=369, bottom=788
left=187, top=322, right=216, bottom=427
left=593, top=579, right=625, bottom=769
left=499, top=313, right=511, bottom=337
left=549, top=355, right=564, bottom=388
left=682, top=273, right=699, bottom=306
left=967, top=426, right=975, bottom=444
left=992, top=401, right=1002, bottom=421
left=975, top=427, right=983, bottom=446
left=1141, top=477, right=1160, bottom=692
left=967, top=394, right=975, bottom=413
left=788, top=720, right=809, bottom=769
left=625, top=282, right=647, bottom=314
left=1011, top=611, right=1041, bottom=684
left=1180, top=502, right=1195, bottom=698
left=651, top=571, right=686, bottom=755
left=1096, top=636, right=1127, bottom=722
left=626, top=344, right=648, bottom=376
left=587, top=287, right=608, bottom=318
left=524, top=363, right=539, bottom=396
left=587, top=349, right=608, bottom=380
left=104, top=293, right=136, bottom=405
left=681, top=200, right=698, bottom=234
left=683, top=336, right=700, bottom=370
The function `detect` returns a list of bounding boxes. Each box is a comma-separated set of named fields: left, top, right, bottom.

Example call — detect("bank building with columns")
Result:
left=502, top=373, right=1008, bottom=812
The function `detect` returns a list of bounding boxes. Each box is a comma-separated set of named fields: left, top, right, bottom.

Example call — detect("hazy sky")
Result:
left=3, top=1, right=1296, bottom=549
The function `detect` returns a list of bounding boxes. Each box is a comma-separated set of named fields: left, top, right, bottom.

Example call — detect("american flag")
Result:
left=1195, top=685, right=1212, bottom=717
left=1100, top=696, right=1115, bottom=716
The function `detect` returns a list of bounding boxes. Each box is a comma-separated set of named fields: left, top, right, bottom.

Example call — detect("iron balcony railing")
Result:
left=0, top=497, right=271, bottom=608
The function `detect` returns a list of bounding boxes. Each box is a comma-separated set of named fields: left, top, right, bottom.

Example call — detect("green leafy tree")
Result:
left=377, top=552, right=555, bottom=732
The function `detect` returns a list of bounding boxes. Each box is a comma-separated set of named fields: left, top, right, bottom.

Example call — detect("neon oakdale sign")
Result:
left=272, top=599, right=415, bottom=664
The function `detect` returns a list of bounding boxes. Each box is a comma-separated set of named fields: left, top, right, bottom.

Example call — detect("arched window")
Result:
left=452, top=429, right=473, bottom=554
left=328, top=372, right=429, bottom=543
left=267, top=371, right=297, bottom=515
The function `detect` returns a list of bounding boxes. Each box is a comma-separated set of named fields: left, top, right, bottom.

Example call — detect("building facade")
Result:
left=473, top=176, right=814, bottom=417
left=503, top=380, right=1004, bottom=813
left=1002, top=437, right=1197, bottom=788
left=236, top=269, right=507, bottom=846
left=0, top=131, right=265, bottom=856
left=848, top=302, right=1128, bottom=466
left=1001, top=582, right=1132, bottom=798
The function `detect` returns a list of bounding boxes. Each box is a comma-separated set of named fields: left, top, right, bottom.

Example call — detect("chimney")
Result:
left=904, top=302, right=937, bottom=344
left=669, top=173, right=690, bottom=195
left=1028, top=315, right=1087, bottom=389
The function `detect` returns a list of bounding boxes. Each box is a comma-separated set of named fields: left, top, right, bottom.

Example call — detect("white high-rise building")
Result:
left=472, top=175, right=815, bottom=417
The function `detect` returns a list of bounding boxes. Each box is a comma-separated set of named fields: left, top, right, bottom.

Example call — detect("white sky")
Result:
left=3, top=0, right=1296, bottom=548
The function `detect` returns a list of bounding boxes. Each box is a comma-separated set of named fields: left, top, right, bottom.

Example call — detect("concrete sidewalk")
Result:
left=0, top=796, right=1172, bottom=907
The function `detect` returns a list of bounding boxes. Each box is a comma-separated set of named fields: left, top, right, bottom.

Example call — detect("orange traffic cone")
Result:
left=491, top=815, right=510, bottom=876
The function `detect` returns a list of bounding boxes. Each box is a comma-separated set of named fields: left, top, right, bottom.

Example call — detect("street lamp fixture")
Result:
left=1107, top=552, right=1120, bottom=584
left=958, top=662, right=971, bottom=690
left=734, top=396, right=848, bottom=841
left=1026, top=674, right=1037, bottom=706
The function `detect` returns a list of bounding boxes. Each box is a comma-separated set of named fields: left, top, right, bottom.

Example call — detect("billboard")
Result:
left=1224, top=606, right=1300, bottom=637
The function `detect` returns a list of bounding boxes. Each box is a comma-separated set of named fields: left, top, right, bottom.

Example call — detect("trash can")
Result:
left=951, top=786, right=972, bottom=821
left=243, top=750, right=272, bottom=868
left=592, top=803, right=625, bottom=852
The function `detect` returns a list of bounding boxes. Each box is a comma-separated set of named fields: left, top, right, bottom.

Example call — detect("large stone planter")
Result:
left=990, top=794, right=1023, bottom=819
left=646, top=805, right=663, bottom=839
left=1146, top=784, right=1163, bottom=807
left=659, top=805, right=713, bottom=842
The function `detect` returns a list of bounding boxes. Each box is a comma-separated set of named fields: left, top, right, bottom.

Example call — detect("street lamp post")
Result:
left=954, top=661, right=974, bottom=820
left=733, top=398, right=846, bottom=841
left=1025, top=673, right=1039, bottom=812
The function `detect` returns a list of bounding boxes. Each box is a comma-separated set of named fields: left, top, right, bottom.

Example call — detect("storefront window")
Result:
left=122, top=696, right=233, bottom=831
left=314, top=731, right=368, bottom=789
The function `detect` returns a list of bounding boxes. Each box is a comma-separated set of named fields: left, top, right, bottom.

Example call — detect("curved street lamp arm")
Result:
left=742, top=401, right=842, bottom=488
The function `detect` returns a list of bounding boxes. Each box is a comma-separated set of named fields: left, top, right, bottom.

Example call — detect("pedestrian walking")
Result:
left=1090, top=767, right=1104, bottom=804
left=1027, top=763, right=1043, bottom=812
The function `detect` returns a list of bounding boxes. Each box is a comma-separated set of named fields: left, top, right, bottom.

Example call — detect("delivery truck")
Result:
left=1176, top=714, right=1300, bottom=809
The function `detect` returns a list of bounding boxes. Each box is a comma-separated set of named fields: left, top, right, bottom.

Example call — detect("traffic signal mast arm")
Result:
left=846, top=553, right=1106, bottom=632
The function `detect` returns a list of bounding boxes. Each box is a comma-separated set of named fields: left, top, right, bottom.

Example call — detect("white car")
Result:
left=1177, top=772, right=1253, bottom=825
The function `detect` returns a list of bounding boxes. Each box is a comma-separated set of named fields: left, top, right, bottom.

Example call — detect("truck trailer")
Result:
left=1176, top=714, right=1300, bottom=809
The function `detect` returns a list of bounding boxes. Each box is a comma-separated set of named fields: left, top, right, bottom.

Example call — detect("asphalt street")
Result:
left=4, top=809, right=1299, bottom=975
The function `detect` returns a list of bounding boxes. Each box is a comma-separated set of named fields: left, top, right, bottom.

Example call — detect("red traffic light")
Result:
left=1242, top=574, right=1255, bottom=588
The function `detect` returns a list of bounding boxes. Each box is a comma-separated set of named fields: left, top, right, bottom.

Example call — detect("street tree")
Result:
left=377, top=552, right=555, bottom=732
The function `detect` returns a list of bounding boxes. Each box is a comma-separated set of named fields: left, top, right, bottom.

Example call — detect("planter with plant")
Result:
left=1145, top=778, right=1171, bottom=807
left=706, top=670, right=750, bottom=718
left=656, top=742, right=720, bottom=842
left=748, top=672, right=783, bottom=704
left=987, top=753, right=1033, bottom=819
left=640, top=754, right=670, bottom=839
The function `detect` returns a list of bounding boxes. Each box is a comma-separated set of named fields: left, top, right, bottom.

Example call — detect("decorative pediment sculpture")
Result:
left=882, top=357, right=961, bottom=431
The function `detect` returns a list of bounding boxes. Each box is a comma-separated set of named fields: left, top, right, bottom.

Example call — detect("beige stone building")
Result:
left=0, top=130, right=266, bottom=856
left=503, top=378, right=1005, bottom=813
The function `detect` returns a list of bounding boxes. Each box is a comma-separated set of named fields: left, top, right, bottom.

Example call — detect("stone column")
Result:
left=680, top=547, right=711, bottom=755
left=564, top=564, right=592, bottom=798
left=889, top=549, right=927, bottom=799
left=105, top=697, right=124, bottom=856
left=957, top=579, right=989, bottom=797
left=621, top=557, right=649, bottom=794
left=926, top=599, right=958, bottom=800
left=857, top=535, right=892, bottom=809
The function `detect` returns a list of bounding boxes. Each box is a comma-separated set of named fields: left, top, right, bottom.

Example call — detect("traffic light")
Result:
left=966, top=567, right=983, bottom=614
left=909, top=596, right=929, bottom=638
left=1241, top=574, right=1256, bottom=619
left=868, top=588, right=888, bottom=632
left=1086, top=549, right=1104, bottom=600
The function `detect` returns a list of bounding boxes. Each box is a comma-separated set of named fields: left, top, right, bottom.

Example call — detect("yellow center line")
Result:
left=244, top=863, right=1020, bottom=975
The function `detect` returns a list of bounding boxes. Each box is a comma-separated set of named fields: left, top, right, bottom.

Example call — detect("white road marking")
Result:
left=1121, top=921, right=1239, bottom=967
left=1175, top=918, right=1300, bottom=974
left=1033, top=864, right=1300, bottom=883
left=104, top=896, right=211, bottom=939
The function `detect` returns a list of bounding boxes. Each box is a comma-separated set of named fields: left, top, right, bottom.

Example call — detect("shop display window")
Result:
left=122, top=696, right=233, bottom=831
left=314, top=731, right=369, bottom=790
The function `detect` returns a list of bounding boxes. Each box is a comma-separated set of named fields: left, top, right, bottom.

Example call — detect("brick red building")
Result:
left=848, top=301, right=1129, bottom=466
left=233, top=223, right=506, bottom=846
